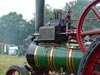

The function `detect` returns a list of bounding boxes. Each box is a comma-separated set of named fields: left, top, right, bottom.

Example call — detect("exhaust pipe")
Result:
left=35, top=0, right=45, bottom=34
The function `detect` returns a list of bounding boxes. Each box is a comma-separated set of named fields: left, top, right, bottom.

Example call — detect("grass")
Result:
left=0, top=55, right=26, bottom=75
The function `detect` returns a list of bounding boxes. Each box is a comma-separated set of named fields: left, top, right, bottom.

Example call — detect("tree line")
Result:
left=0, top=0, right=99, bottom=46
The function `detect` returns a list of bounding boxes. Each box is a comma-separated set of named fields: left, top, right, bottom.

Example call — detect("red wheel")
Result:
left=6, top=65, right=29, bottom=75
left=77, top=0, right=100, bottom=53
left=78, top=36, right=100, bottom=75
left=6, top=69, right=20, bottom=75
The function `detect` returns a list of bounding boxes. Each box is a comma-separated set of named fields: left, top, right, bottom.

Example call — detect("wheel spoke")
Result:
left=97, top=59, right=100, bottom=64
left=82, top=30, right=100, bottom=36
left=91, top=6, right=100, bottom=20
left=93, top=70, right=100, bottom=75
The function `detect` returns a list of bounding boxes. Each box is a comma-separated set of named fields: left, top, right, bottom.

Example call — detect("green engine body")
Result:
left=26, top=44, right=83, bottom=74
left=26, top=0, right=83, bottom=74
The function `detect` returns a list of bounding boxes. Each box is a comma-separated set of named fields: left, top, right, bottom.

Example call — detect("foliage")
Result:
left=64, top=0, right=100, bottom=30
left=44, top=4, right=53, bottom=24
left=70, top=0, right=90, bottom=19
left=0, top=5, right=52, bottom=46
left=1, top=0, right=100, bottom=46
left=0, top=12, right=35, bottom=46
left=64, top=0, right=90, bottom=20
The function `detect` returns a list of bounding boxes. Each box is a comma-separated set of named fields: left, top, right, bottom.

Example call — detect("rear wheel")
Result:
left=78, top=36, right=100, bottom=75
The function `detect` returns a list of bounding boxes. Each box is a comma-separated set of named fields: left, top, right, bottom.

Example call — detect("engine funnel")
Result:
left=35, top=0, right=45, bottom=33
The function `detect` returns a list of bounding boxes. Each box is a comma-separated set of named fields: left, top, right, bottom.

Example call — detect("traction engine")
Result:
left=6, top=0, right=100, bottom=75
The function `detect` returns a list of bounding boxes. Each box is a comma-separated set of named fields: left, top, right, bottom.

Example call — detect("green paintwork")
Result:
left=37, top=46, right=50, bottom=71
left=53, top=47, right=67, bottom=70
left=35, top=46, right=83, bottom=74
left=73, top=50, right=83, bottom=73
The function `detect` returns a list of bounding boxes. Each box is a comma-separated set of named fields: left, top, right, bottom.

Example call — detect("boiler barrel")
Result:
left=26, top=45, right=83, bottom=74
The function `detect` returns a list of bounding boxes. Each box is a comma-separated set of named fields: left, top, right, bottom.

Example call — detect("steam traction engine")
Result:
left=6, top=0, right=100, bottom=75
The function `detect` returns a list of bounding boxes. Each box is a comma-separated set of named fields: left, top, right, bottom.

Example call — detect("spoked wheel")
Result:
left=77, top=0, right=100, bottom=53
left=6, top=65, right=29, bottom=75
left=78, top=36, right=100, bottom=75
left=77, top=0, right=100, bottom=75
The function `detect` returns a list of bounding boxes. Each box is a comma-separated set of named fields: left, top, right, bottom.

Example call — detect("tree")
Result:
left=0, top=12, right=29, bottom=45
left=64, top=0, right=100, bottom=30
left=64, top=0, right=90, bottom=19
left=44, top=4, right=53, bottom=24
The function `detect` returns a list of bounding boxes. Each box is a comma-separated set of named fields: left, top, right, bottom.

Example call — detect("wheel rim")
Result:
left=6, top=69, right=21, bottom=75
left=77, top=0, right=100, bottom=53
left=83, top=43, right=100, bottom=75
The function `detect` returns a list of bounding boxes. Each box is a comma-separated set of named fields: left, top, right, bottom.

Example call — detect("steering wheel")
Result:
left=77, top=0, right=100, bottom=53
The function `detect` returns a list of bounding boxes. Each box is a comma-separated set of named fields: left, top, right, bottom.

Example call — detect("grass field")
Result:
left=0, top=55, right=26, bottom=75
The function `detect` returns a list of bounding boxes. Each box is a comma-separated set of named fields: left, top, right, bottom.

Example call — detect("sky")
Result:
left=0, top=0, right=74, bottom=21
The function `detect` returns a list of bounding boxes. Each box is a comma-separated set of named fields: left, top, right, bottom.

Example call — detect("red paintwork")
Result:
left=82, top=30, right=100, bottom=36
left=77, top=0, right=100, bottom=53
left=6, top=70, right=20, bottom=75
left=83, top=45, right=100, bottom=75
